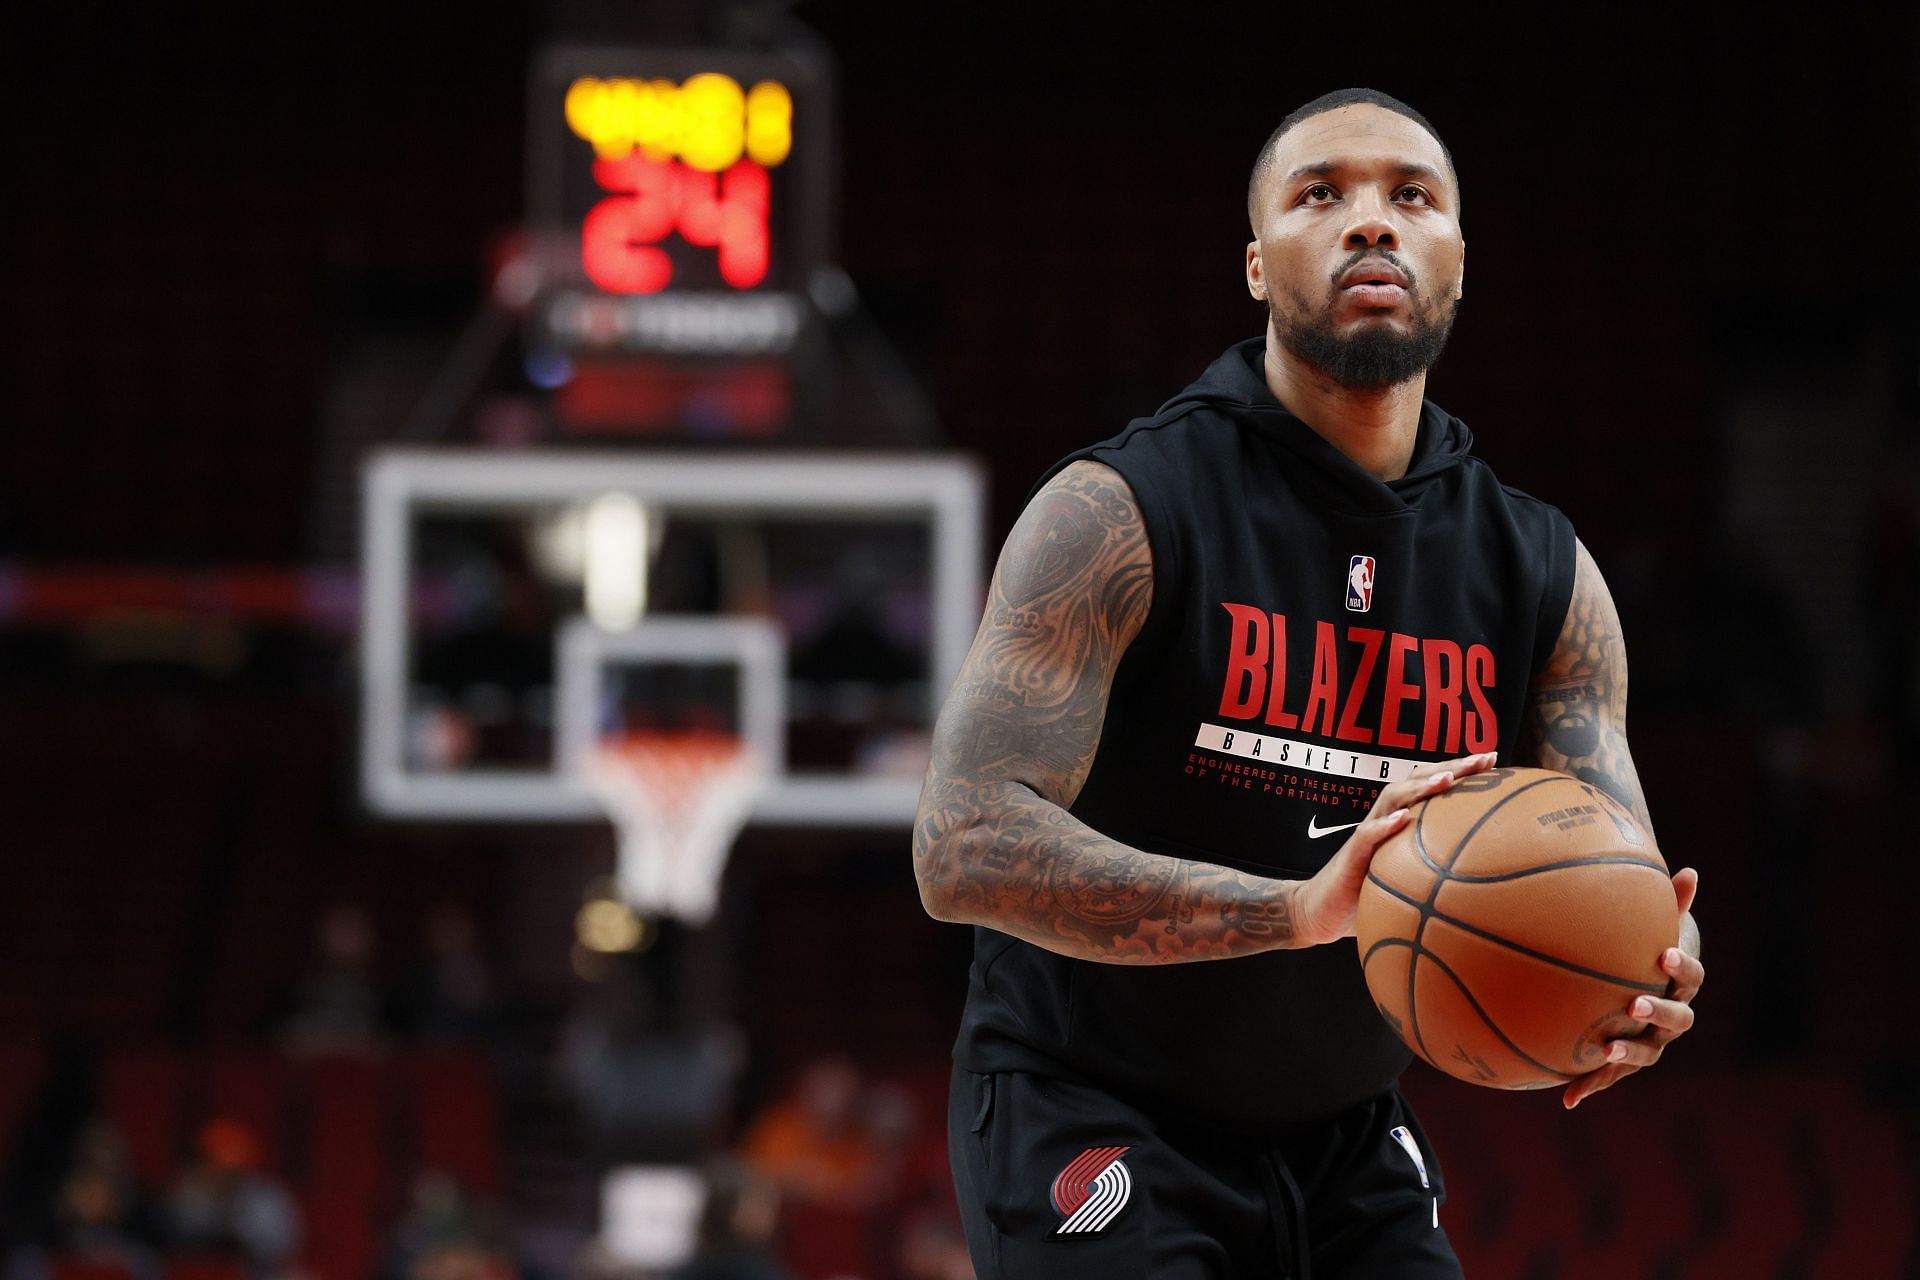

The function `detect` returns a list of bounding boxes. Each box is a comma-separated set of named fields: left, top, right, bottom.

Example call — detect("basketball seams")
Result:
left=1418, top=949, right=1577, bottom=1085
left=1404, top=808, right=1437, bottom=1065
left=1367, top=870, right=1667, bottom=993
left=1386, top=774, right=1660, bottom=1084
left=1410, top=776, right=1564, bottom=942
left=1360, top=939, right=1628, bottom=1083
left=1366, top=871, right=1425, bottom=912
left=1437, top=776, right=1566, bottom=871
left=1408, top=800, right=1447, bottom=878
left=1442, top=854, right=1668, bottom=884
left=1423, top=913, right=1669, bottom=994
left=1361, top=936, right=1416, bottom=968
left=1405, top=778, right=1560, bottom=1067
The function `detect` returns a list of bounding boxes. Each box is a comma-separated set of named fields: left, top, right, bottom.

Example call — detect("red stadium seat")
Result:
left=1444, top=1094, right=1584, bottom=1277
left=163, top=1256, right=247, bottom=1280
left=102, top=1049, right=185, bottom=1186
left=201, top=1050, right=288, bottom=1172
left=301, top=1188, right=381, bottom=1280
left=299, top=1053, right=391, bottom=1200
left=1553, top=1079, right=1694, bottom=1280
left=48, top=1257, right=137, bottom=1280
left=402, top=1050, right=504, bottom=1195
left=1806, top=1085, right=1915, bottom=1278
left=778, top=1201, right=882, bottom=1280
left=1675, top=1076, right=1807, bottom=1279
left=295, top=1051, right=393, bottom=1280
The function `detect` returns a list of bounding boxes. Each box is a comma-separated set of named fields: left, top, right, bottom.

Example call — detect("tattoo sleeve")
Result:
left=912, top=461, right=1304, bottom=963
left=1521, top=540, right=1655, bottom=832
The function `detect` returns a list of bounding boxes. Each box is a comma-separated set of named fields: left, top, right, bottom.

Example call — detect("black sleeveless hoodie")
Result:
left=952, top=338, right=1577, bottom=1130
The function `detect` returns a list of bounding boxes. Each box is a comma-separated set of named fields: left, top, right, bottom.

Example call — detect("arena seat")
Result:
left=1552, top=1078, right=1694, bottom=1279
left=1805, top=1085, right=1915, bottom=1277
left=102, top=1048, right=186, bottom=1186
left=402, top=1049, right=504, bottom=1195
left=162, top=1255, right=247, bottom=1280
left=299, top=1054, right=392, bottom=1201
left=1404, top=1080, right=1585, bottom=1277
left=1670, top=1076, right=1808, bottom=1278
left=293, top=1054, right=391, bottom=1280
left=300, top=1187, right=381, bottom=1280
left=69, top=1046, right=510, bottom=1280
left=201, top=1050, right=288, bottom=1173
left=777, top=1201, right=882, bottom=1280
left=48, top=1258, right=136, bottom=1280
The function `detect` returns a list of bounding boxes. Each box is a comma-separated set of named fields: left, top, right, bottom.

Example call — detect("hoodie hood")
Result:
left=1156, top=337, right=1474, bottom=515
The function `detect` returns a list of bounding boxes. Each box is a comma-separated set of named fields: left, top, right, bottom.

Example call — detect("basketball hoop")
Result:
left=581, top=729, right=769, bottom=925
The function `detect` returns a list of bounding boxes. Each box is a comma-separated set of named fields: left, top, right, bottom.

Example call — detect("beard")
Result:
left=1268, top=265, right=1460, bottom=392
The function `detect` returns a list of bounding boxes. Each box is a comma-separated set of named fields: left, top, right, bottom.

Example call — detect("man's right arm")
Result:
left=912, top=460, right=1477, bottom=963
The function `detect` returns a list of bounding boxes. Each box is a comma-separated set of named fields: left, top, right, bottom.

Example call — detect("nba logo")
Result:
left=1346, top=554, right=1375, bottom=612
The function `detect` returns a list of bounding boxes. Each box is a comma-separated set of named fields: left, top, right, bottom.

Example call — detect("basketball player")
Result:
left=914, top=89, right=1705, bottom=1278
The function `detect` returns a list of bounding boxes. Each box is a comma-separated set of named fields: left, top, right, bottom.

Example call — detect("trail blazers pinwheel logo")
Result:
left=1050, top=1145, right=1133, bottom=1234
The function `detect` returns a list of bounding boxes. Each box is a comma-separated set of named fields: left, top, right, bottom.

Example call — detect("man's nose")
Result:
left=1343, top=191, right=1397, bottom=250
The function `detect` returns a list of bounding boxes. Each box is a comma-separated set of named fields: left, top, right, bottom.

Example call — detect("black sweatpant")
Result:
left=948, top=1066, right=1461, bottom=1279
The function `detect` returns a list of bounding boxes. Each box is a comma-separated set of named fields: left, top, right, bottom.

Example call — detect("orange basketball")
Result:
left=1354, top=767, right=1677, bottom=1090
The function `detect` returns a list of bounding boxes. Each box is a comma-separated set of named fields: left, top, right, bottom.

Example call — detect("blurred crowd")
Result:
left=0, top=903, right=515, bottom=1280
left=594, top=1056, right=973, bottom=1280
left=5, top=1116, right=296, bottom=1280
left=733, top=1057, right=970, bottom=1280
left=2, top=1116, right=512, bottom=1280
left=279, top=906, right=501, bottom=1058
left=0, top=892, right=971, bottom=1280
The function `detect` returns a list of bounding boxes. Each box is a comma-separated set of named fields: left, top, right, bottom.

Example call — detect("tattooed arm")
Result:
left=1522, top=539, right=1656, bottom=828
left=912, top=460, right=1487, bottom=963
left=1524, top=539, right=1706, bottom=1107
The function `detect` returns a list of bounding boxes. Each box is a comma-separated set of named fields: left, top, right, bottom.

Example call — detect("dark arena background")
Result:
left=1, top=2, right=1917, bottom=1277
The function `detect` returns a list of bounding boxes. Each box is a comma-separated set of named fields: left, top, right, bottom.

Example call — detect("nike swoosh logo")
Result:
left=1306, top=816, right=1364, bottom=839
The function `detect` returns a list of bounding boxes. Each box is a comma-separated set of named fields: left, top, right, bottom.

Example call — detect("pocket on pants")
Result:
left=969, top=1070, right=997, bottom=1170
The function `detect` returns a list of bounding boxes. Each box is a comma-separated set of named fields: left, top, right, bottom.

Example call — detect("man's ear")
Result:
left=1246, top=241, right=1266, bottom=301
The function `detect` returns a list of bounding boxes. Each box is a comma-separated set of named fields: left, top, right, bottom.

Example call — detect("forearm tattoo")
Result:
left=1523, top=542, right=1654, bottom=831
left=913, top=462, right=1300, bottom=962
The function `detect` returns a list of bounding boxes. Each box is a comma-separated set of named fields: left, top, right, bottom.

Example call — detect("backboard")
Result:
left=358, top=450, right=985, bottom=826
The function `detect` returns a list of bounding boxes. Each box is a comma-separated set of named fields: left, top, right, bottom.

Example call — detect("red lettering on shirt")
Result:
left=1210, top=603, right=1501, bottom=755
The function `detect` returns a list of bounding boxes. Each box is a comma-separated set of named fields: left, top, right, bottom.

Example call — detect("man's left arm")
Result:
left=1521, top=539, right=1705, bottom=1109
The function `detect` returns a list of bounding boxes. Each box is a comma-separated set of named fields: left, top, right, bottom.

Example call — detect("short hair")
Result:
left=1248, top=88, right=1459, bottom=226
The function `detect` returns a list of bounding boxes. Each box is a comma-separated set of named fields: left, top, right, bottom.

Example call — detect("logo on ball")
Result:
left=1346, top=554, right=1376, bottom=612
left=1050, top=1145, right=1133, bottom=1234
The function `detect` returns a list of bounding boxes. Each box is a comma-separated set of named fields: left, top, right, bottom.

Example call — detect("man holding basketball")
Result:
left=914, top=88, right=1704, bottom=1278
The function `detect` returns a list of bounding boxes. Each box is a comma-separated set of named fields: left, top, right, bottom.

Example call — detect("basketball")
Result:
left=1354, top=767, right=1678, bottom=1090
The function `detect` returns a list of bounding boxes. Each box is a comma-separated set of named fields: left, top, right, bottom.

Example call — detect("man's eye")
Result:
left=1303, top=184, right=1337, bottom=203
left=1397, top=186, right=1429, bottom=204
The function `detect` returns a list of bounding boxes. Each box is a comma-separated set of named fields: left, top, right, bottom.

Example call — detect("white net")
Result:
left=581, top=730, right=768, bottom=925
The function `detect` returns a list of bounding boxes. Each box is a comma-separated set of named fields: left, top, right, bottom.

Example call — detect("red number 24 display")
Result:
left=566, top=74, right=792, bottom=295
left=582, top=155, right=770, bottom=294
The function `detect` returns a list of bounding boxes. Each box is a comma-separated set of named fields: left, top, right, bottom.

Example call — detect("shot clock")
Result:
left=567, top=74, right=788, bottom=294
left=523, top=47, right=832, bottom=366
